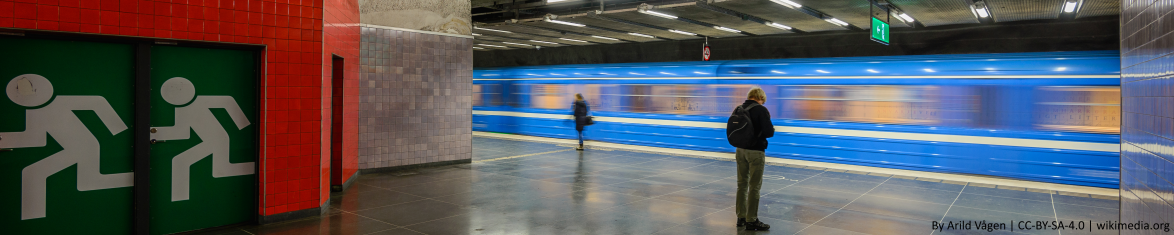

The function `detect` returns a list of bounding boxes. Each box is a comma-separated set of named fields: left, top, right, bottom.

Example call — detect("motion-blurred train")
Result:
left=473, top=51, right=1121, bottom=188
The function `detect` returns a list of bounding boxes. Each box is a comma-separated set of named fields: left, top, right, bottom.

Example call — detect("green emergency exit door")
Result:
left=148, top=46, right=257, bottom=234
left=0, top=36, right=137, bottom=234
left=1, top=36, right=258, bottom=234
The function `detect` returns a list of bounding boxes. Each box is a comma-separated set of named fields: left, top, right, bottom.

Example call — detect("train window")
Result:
left=473, top=84, right=483, bottom=107
left=566, top=84, right=609, bottom=112
left=716, top=85, right=769, bottom=116
left=779, top=86, right=939, bottom=125
left=472, top=84, right=502, bottom=107
left=621, top=85, right=652, bottom=113
left=1034, top=86, right=1120, bottom=134
left=652, top=85, right=710, bottom=115
left=529, top=84, right=569, bottom=110
left=614, top=85, right=718, bottom=116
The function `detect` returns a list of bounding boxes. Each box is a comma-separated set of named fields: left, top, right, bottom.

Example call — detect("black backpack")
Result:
left=726, top=103, right=760, bottom=148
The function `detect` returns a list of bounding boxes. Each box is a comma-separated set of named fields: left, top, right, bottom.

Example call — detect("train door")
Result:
left=1, top=36, right=138, bottom=234
left=147, top=45, right=257, bottom=234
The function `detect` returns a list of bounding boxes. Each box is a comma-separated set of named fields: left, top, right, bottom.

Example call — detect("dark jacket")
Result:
left=740, top=100, right=775, bottom=151
left=573, top=100, right=589, bottom=131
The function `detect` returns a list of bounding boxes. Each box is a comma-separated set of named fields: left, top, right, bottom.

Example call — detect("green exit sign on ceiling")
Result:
left=871, top=17, right=889, bottom=45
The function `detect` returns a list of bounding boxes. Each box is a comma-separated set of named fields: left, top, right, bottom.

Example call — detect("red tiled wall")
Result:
left=0, top=0, right=344, bottom=217
left=320, top=0, right=358, bottom=204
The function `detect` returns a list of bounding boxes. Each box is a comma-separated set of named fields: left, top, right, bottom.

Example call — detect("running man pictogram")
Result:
left=150, top=77, right=254, bottom=202
left=1, top=74, right=132, bottom=220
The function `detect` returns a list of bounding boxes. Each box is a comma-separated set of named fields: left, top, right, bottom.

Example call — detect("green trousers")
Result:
left=735, top=148, right=766, bottom=221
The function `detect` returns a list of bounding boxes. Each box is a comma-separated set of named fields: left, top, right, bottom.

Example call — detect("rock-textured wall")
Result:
left=359, top=0, right=472, bottom=35
left=357, top=27, right=473, bottom=169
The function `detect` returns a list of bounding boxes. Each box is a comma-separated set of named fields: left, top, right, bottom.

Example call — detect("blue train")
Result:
left=473, top=51, right=1121, bottom=188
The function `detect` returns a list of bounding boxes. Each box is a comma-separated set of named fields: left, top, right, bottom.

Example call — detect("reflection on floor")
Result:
left=197, top=136, right=1120, bottom=235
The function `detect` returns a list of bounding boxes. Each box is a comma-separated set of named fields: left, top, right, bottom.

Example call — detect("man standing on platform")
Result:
left=725, top=87, right=773, bottom=231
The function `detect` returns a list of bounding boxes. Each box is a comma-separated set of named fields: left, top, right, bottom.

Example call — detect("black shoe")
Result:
left=736, top=218, right=746, bottom=227
left=745, top=219, right=770, bottom=231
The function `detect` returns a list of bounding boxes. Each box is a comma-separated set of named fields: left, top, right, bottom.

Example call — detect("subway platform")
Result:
left=197, top=133, right=1120, bottom=235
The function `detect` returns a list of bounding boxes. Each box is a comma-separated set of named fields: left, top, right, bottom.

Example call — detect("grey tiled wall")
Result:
left=358, top=26, right=473, bottom=169
left=1121, top=0, right=1174, bottom=231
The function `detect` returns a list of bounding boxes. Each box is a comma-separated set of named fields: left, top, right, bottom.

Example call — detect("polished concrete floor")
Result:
left=200, top=136, right=1120, bottom=235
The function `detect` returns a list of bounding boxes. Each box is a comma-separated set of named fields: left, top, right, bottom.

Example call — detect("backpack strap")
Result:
left=741, top=102, right=761, bottom=137
left=743, top=102, right=760, bottom=111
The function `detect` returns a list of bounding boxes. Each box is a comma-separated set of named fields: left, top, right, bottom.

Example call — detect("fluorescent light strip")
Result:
left=825, top=18, right=848, bottom=26
left=471, top=27, right=509, bottom=33
left=766, top=22, right=792, bottom=30
left=628, top=33, right=654, bottom=38
left=545, top=19, right=585, bottom=27
left=897, top=13, right=915, bottom=22
left=639, top=10, right=678, bottom=19
left=669, top=29, right=697, bottom=36
left=974, top=4, right=990, bottom=18
left=559, top=38, right=588, bottom=43
left=473, top=47, right=485, bottom=49
left=530, top=40, right=559, bottom=45
left=592, top=35, right=619, bottom=40
left=547, top=0, right=571, bottom=3
left=472, top=33, right=482, bottom=36
left=477, top=44, right=507, bottom=48
left=769, top=0, right=802, bottom=8
left=713, top=26, right=741, bottom=33
left=501, top=42, right=533, bottom=47
left=1063, top=1, right=1078, bottom=13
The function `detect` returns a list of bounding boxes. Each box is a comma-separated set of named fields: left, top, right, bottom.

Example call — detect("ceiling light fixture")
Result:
left=501, top=42, right=533, bottom=47
left=530, top=40, right=559, bottom=45
left=669, top=29, right=697, bottom=36
left=897, top=13, right=915, bottom=22
left=592, top=35, right=619, bottom=40
left=559, top=38, right=588, bottom=43
left=713, top=26, right=741, bottom=33
left=769, top=0, right=801, bottom=8
left=547, top=0, right=571, bottom=3
left=474, top=27, right=511, bottom=33
left=478, top=44, right=507, bottom=48
left=472, top=33, right=482, bottom=36
left=545, top=19, right=585, bottom=27
left=1063, top=0, right=1079, bottom=13
left=628, top=33, right=655, bottom=38
left=473, top=47, right=485, bottom=49
left=973, top=2, right=990, bottom=18
left=765, top=22, right=792, bottom=30
left=825, top=18, right=848, bottom=26
left=639, top=10, right=678, bottom=19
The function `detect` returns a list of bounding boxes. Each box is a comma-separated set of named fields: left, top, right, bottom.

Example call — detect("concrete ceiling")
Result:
left=471, top=0, right=1120, bottom=50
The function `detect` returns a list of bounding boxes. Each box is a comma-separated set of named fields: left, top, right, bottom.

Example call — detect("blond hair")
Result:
left=575, top=93, right=584, bottom=102
left=746, top=87, right=766, bottom=101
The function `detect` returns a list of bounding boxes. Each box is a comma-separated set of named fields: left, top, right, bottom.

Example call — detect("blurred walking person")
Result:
left=572, top=93, right=591, bottom=150
left=725, top=87, right=773, bottom=231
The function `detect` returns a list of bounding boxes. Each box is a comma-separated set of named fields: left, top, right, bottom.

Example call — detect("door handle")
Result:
left=0, top=135, right=9, bottom=151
